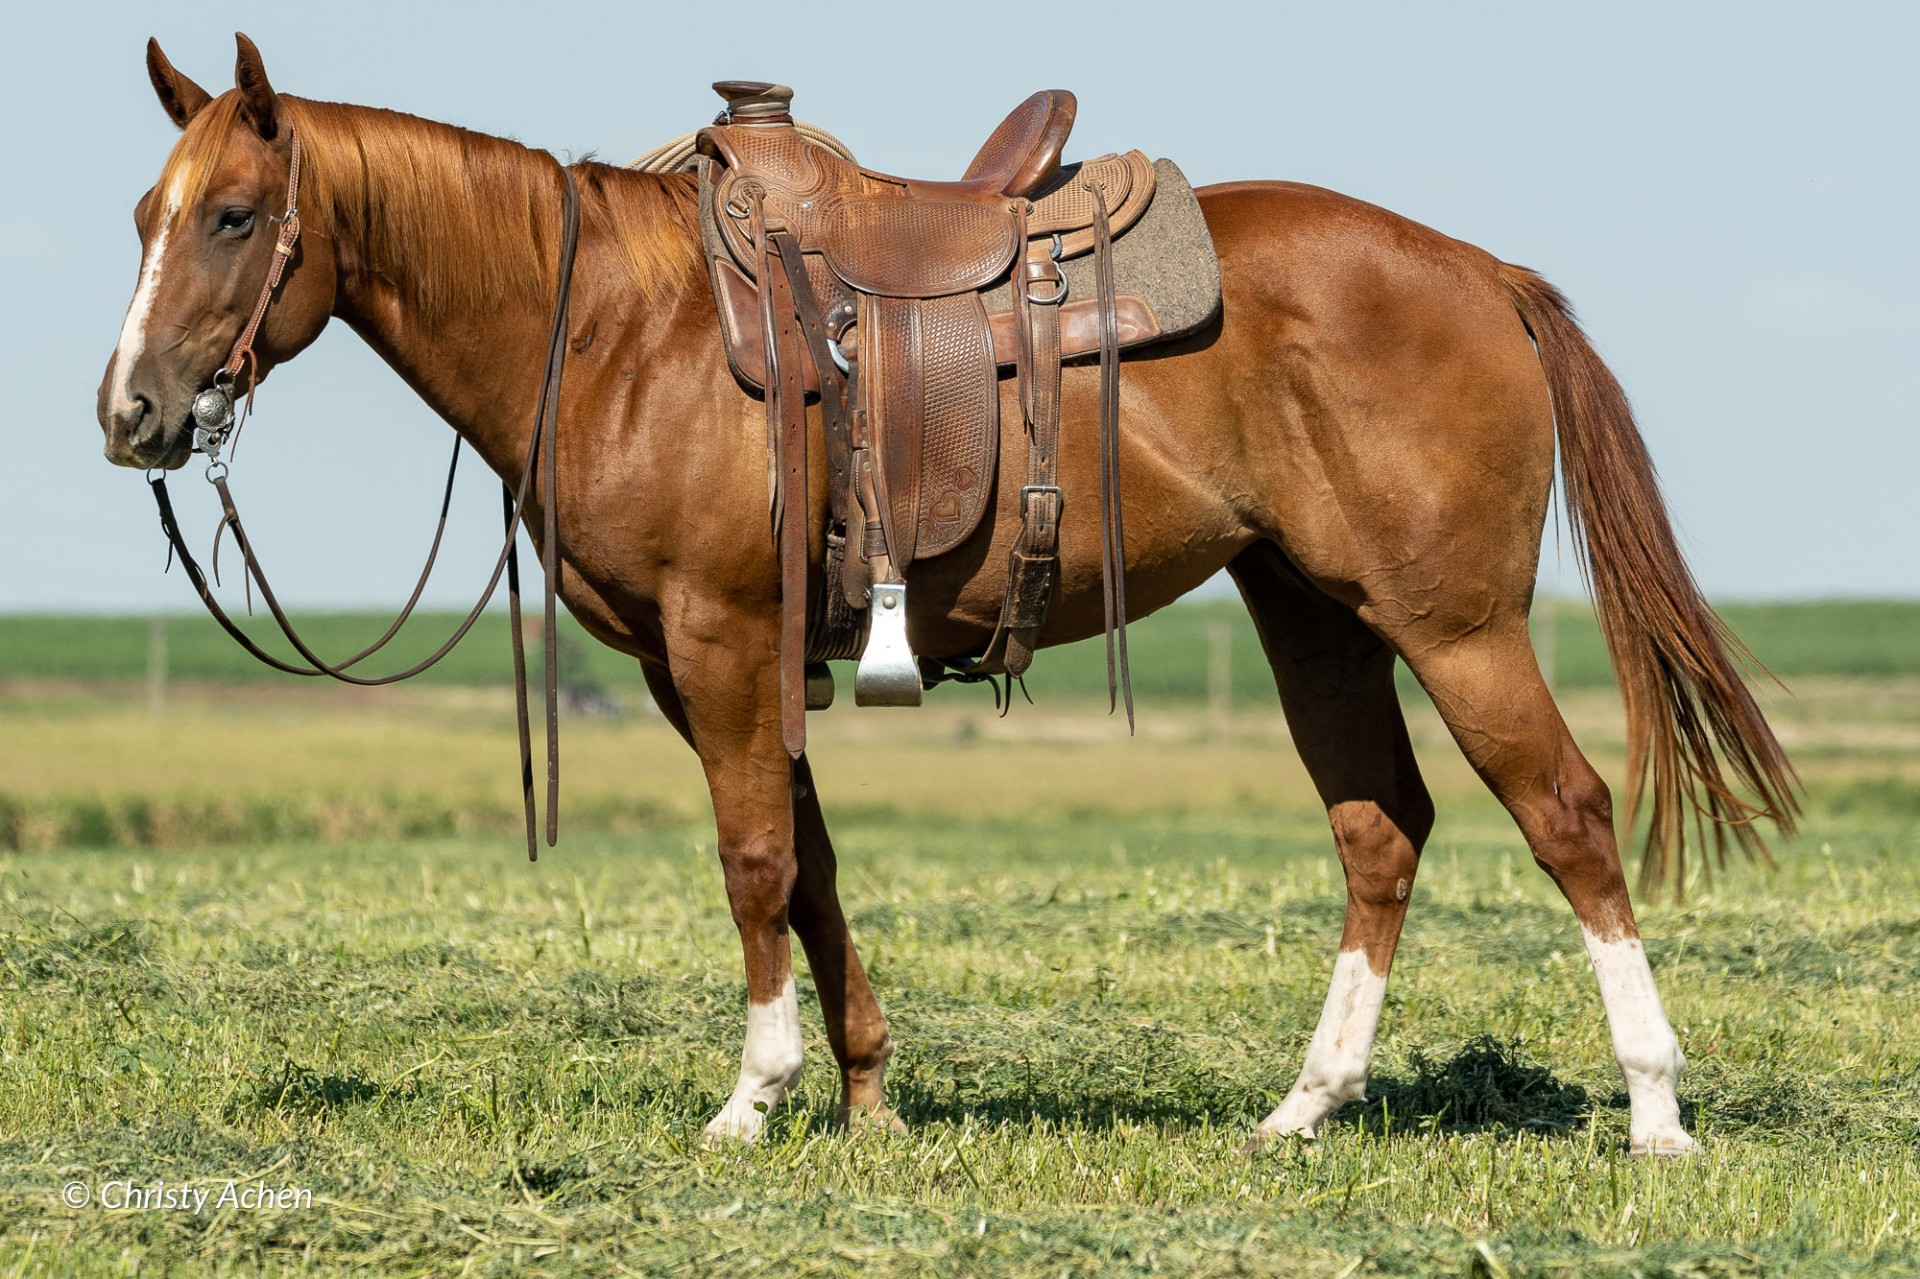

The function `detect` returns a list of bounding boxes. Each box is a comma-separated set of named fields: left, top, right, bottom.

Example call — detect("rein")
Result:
left=146, top=128, right=583, bottom=860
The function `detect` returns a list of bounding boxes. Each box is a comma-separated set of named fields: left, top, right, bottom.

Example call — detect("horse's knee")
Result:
left=717, top=838, right=799, bottom=931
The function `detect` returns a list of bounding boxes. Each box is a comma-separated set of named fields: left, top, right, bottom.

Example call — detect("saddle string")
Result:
left=148, top=162, right=584, bottom=861
left=1090, top=179, right=1133, bottom=729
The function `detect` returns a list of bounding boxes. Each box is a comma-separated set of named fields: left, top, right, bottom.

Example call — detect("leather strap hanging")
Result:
left=969, top=181, right=1130, bottom=722
left=979, top=217, right=1066, bottom=680
left=1091, top=181, right=1133, bottom=729
left=758, top=218, right=811, bottom=758
left=149, top=163, right=583, bottom=860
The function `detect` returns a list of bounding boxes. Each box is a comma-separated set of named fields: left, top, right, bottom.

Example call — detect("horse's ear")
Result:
left=233, top=32, right=279, bottom=140
left=147, top=38, right=212, bottom=130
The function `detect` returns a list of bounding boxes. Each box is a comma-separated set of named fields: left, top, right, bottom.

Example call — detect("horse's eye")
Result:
left=217, top=208, right=255, bottom=233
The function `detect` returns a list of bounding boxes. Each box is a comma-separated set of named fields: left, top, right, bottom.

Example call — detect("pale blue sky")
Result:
left=4, top=0, right=1914, bottom=610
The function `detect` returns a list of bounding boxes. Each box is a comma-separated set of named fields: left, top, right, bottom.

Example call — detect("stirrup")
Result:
left=854, top=582, right=922, bottom=706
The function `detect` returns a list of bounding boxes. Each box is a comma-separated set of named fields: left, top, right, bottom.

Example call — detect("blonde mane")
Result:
left=157, top=94, right=702, bottom=327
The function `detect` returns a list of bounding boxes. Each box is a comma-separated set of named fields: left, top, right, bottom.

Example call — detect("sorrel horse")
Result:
left=99, top=36, right=1796, bottom=1155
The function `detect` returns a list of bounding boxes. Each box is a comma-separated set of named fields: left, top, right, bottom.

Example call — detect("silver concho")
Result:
left=190, top=385, right=235, bottom=457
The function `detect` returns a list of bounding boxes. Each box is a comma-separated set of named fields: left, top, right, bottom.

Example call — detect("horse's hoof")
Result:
left=838, top=1102, right=909, bottom=1135
left=702, top=1104, right=770, bottom=1146
left=1628, top=1131, right=1699, bottom=1159
left=1240, top=1123, right=1314, bottom=1155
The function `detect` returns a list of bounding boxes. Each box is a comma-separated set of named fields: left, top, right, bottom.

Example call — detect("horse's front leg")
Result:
left=655, top=616, right=807, bottom=1142
left=641, top=661, right=903, bottom=1137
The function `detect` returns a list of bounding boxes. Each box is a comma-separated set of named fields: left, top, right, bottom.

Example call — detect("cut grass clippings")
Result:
left=1, top=810, right=1917, bottom=1276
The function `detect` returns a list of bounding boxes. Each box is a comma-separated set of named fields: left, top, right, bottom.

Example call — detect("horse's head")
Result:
left=99, top=34, right=336, bottom=469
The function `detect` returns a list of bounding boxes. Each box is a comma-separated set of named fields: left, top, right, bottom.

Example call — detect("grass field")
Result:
left=1, top=602, right=1918, bottom=1275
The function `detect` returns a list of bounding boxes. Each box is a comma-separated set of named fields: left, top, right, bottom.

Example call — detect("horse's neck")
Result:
left=328, top=231, right=557, bottom=475
left=318, top=115, right=699, bottom=484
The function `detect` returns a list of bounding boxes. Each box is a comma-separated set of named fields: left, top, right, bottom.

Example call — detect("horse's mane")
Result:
left=158, top=94, right=702, bottom=326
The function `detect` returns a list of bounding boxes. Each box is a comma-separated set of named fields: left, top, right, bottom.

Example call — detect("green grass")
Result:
left=1, top=806, right=1918, bottom=1275
left=4, top=597, right=1917, bottom=701
left=2, top=612, right=1917, bottom=1273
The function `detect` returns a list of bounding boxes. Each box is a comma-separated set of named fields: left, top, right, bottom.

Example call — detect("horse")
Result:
left=98, top=35, right=1796, bottom=1156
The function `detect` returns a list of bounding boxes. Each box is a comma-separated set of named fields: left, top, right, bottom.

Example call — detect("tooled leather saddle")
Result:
left=677, top=82, right=1220, bottom=755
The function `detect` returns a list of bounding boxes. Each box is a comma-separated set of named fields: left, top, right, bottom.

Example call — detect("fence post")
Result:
left=147, top=614, right=168, bottom=717
left=1208, top=617, right=1232, bottom=744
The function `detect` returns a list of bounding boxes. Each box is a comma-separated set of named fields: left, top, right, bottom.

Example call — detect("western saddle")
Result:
left=668, top=82, right=1220, bottom=756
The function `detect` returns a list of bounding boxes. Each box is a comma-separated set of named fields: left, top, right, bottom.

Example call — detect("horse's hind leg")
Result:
left=1381, top=607, right=1696, bottom=1156
left=1230, top=543, right=1435, bottom=1146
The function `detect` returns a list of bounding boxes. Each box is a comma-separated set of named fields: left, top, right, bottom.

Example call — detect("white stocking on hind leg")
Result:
left=1232, top=545, right=1693, bottom=1154
left=1392, top=620, right=1696, bottom=1156
left=1230, top=546, right=1434, bottom=1145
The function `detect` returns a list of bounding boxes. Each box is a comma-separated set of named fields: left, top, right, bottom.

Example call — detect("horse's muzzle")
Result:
left=101, top=396, right=191, bottom=470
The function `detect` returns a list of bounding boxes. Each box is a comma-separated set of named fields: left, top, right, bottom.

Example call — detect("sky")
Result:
left=3, top=0, right=1915, bottom=612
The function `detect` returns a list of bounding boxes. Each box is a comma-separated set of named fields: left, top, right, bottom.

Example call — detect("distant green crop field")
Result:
left=2, top=598, right=1914, bottom=703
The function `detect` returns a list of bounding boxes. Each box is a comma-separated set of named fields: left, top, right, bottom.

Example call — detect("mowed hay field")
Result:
left=1, top=602, right=1917, bottom=1276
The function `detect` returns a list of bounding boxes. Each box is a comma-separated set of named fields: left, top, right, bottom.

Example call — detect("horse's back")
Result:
left=1196, top=177, right=1535, bottom=357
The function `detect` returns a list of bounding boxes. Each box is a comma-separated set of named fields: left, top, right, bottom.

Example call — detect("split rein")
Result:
left=145, top=129, right=582, bottom=860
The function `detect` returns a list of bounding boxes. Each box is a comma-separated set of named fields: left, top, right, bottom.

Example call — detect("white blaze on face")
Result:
left=1261, top=948, right=1389, bottom=1138
left=703, top=976, right=804, bottom=1143
left=1582, top=928, right=1697, bottom=1154
left=109, top=177, right=187, bottom=420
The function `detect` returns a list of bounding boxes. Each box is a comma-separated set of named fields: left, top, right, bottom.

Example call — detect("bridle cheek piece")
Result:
left=191, top=130, right=305, bottom=465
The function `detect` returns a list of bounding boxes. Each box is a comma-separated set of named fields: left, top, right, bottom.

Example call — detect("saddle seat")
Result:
left=714, top=80, right=1076, bottom=201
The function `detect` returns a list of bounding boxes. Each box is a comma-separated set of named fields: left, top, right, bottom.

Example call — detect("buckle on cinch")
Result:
left=1020, top=483, right=1062, bottom=524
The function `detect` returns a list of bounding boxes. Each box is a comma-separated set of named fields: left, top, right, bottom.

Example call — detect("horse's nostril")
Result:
left=116, top=395, right=153, bottom=441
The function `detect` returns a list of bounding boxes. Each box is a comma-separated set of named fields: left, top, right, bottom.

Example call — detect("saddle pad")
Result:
left=980, top=159, right=1220, bottom=351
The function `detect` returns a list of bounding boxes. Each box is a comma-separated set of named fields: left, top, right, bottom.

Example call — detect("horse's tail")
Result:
left=1498, top=262, right=1799, bottom=896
